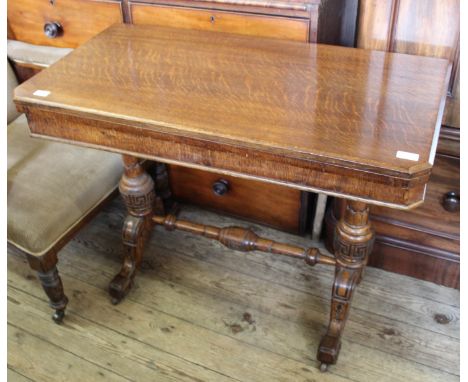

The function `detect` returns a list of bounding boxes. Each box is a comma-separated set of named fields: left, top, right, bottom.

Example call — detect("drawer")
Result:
left=168, top=165, right=306, bottom=233
left=369, top=154, right=460, bottom=286
left=370, top=154, right=460, bottom=245
left=129, top=2, right=310, bottom=42
left=8, top=0, right=123, bottom=48
left=437, top=126, right=460, bottom=157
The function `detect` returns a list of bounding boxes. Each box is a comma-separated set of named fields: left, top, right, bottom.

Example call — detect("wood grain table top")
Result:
left=14, top=24, right=451, bottom=208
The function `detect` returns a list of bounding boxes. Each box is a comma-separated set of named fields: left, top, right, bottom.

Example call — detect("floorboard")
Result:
left=8, top=198, right=460, bottom=382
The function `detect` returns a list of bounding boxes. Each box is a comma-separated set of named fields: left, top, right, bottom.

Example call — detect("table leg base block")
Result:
left=109, top=274, right=134, bottom=305
left=317, top=334, right=341, bottom=366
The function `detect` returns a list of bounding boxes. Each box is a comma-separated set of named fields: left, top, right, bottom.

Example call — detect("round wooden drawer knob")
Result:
left=44, top=22, right=63, bottom=39
left=212, top=179, right=229, bottom=196
left=442, top=191, right=459, bottom=212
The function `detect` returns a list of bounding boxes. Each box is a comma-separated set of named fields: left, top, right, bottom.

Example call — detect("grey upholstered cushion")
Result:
left=7, top=61, right=20, bottom=123
left=7, top=39, right=73, bottom=68
left=7, top=114, right=123, bottom=256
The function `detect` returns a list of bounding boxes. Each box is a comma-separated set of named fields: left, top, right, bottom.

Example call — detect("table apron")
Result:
left=23, top=107, right=429, bottom=209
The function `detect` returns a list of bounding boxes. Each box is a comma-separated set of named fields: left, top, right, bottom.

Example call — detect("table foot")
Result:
left=109, top=273, right=134, bottom=305
left=317, top=200, right=374, bottom=367
left=318, top=334, right=341, bottom=366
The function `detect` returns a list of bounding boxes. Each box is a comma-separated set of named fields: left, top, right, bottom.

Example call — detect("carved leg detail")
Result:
left=317, top=200, right=374, bottom=369
left=109, top=155, right=155, bottom=304
left=26, top=252, right=68, bottom=324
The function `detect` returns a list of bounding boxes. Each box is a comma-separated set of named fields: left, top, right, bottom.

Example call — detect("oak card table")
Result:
left=14, top=24, right=451, bottom=370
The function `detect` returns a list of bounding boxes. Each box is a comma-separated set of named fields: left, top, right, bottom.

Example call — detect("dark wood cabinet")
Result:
left=7, top=0, right=358, bottom=234
left=325, top=0, right=460, bottom=288
left=356, top=0, right=460, bottom=132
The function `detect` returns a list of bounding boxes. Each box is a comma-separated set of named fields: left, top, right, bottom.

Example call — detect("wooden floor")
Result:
left=8, top=198, right=460, bottom=382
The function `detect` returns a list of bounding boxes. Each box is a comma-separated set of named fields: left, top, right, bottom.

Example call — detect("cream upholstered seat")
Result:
left=7, top=114, right=122, bottom=256
left=7, top=40, right=73, bottom=68
left=7, top=43, right=123, bottom=322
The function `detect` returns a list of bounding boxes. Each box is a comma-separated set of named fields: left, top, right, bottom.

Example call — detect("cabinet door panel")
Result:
left=393, top=0, right=459, bottom=61
left=357, top=0, right=459, bottom=129
left=357, top=0, right=395, bottom=50
left=357, top=0, right=459, bottom=61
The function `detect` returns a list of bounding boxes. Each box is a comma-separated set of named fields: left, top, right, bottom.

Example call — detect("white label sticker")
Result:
left=396, top=150, right=419, bottom=161
left=33, top=90, right=50, bottom=97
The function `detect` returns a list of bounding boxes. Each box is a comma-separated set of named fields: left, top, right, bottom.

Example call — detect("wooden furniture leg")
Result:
left=317, top=200, right=374, bottom=371
left=25, top=251, right=69, bottom=324
left=109, top=155, right=155, bottom=304
left=148, top=161, right=174, bottom=215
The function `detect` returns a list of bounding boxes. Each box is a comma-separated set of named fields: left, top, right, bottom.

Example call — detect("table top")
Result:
left=14, top=24, right=451, bottom=208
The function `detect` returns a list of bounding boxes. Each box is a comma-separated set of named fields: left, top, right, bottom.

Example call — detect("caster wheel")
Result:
left=52, top=310, right=65, bottom=324
left=320, top=363, right=329, bottom=372
left=111, top=297, right=121, bottom=305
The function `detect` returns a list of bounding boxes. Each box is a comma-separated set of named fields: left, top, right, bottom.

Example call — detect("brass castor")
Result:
left=320, top=363, right=329, bottom=372
left=52, top=309, right=65, bottom=324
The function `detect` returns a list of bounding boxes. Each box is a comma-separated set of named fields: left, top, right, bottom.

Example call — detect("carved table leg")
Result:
left=148, top=161, right=174, bottom=215
left=317, top=200, right=374, bottom=370
left=26, top=251, right=68, bottom=324
left=109, top=155, right=155, bottom=304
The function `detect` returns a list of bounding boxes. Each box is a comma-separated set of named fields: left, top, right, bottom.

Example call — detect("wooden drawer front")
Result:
left=370, top=154, right=460, bottom=245
left=168, top=165, right=304, bottom=233
left=130, top=3, right=310, bottom=42
left=8, top=0, right=123, bottom=48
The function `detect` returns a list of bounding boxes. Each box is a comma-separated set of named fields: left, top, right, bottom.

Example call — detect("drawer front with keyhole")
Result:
left=129, top=3, right=310, bottom=42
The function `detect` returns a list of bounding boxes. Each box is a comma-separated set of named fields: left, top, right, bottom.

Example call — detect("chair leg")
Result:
left=317, top=200, right=374, bottom=370
left=26, top=251, right=69, bottom=324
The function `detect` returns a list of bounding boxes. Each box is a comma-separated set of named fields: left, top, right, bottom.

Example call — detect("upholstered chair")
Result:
left=7, top=45, right=123, bottom=323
